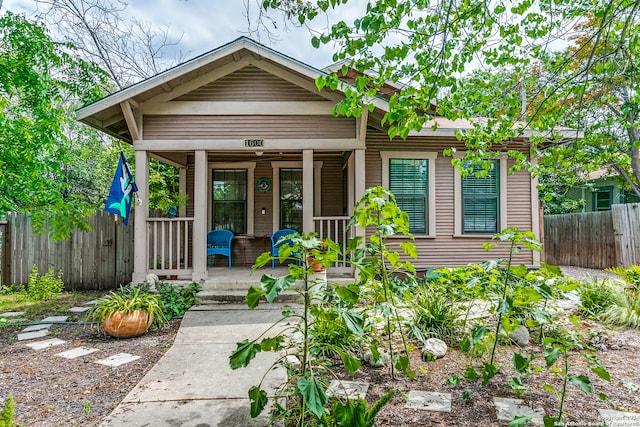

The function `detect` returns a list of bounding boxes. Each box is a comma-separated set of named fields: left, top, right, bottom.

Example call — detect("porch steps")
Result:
left=196, top=289, right=300, bottom=304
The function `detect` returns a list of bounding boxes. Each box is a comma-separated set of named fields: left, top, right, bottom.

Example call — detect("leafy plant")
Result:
left=26, top=265, right=64, bottom=301
left=538, top=317, right=610, bottom=427
left=331, top=389, right=395, bottom=427
left=0, top=395, right=15, bottom=427
left=156, top=282, right=202, bottom=319
left=601, top=266, right=640, bottom=328
left=578, top=279, right=619, bottom=319
left=230, top=232, right=365, bottom=425
left=410, top=283, right=463, bottom=346
left=86, top=287, right=168, bottom=331
left=348, top=186, right=418, bottom=379
left=309, top=300, right=367, bottom=359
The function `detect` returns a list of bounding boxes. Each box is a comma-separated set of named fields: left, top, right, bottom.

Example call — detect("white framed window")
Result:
left=209, top=162, right=256, bottom=235
left=380, top=151, right=437, bottom=237
left=454, top=154, right=507, bottom=236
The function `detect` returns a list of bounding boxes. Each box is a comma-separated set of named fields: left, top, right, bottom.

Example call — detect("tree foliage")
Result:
left=0, top=12, right=109, bottom=238
left=257, top=0, right=640, bottom=211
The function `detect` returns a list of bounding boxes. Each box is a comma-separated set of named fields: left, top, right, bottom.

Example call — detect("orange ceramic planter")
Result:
left=101, top=310, right=153, bottom=338
left=307, top=257, right=326, bottom=272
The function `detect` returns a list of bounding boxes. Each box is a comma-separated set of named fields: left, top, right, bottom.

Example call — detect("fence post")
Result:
left=1, top=220, right=10, bottom=286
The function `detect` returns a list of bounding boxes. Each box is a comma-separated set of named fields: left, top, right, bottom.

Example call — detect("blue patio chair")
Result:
left=271, top=228, right=299, bottom=269
left=207, top=229, right=233, bottom=269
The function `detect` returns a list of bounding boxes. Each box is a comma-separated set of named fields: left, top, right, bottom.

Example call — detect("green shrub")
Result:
left=0, top=394, right=15, bottom=427
left=410, top=284, right=463, bottom=345
left=601, top=266, right=640, bottom=328
left=578, top=279, right=619, bottom=319
left=309, top=302, right=366, bottom=358
left=26, top=265, right=64, bottom=301
left=156, top=282, right=202, bottom=319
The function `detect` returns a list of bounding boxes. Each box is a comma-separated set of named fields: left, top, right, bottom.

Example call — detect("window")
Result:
left=462, top=160, right=500, bottom=234
left=389, top=159, right=428, bottom=233
left=280, top=168, right=303, bottom=230
left=592, top=186, right=613, bottom=211
left=212, top=169, right=246, bottom=234
left=380, top=151, right=437, bottom=236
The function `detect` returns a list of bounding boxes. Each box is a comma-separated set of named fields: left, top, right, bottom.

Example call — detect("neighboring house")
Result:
left=77, top=37, right=553, bottom=282
left=566, top=169, right=640, bottom=212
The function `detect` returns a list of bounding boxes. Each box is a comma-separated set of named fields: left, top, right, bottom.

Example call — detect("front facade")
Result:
left=78, top=38, right=541, bottom=282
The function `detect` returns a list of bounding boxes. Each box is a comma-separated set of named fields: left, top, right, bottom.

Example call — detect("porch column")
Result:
left=354, top=148, right=366, bottom=239
left=192, top=150, right=208, bottom=281
left=178, top=167, right=187, bottom=217
left=132, top=150, right=149, bottom=283
left=303, top=149, right=314, bottom=233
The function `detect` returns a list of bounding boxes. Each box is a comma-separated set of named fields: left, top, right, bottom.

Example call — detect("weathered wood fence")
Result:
left=544, top=203, right=640, bottom=269
left=2, top=211, right=135, bottom=290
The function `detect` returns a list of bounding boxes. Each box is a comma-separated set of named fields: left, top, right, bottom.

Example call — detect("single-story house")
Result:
left=565, top=169, right=640, bottom=212
left=78, top=37, right=548, bottom=282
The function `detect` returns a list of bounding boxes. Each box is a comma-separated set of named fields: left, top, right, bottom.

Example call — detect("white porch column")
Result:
left=302, top=149, right=314, bottom=233
left=192, top=150, right=208, bottom=281
left=178, top=167, right=187, bottom=217
left=354, top=148, right=366, bottom=239
left=132, top=150, right=149, bottom=283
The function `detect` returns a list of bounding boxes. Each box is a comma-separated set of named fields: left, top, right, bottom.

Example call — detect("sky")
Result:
left=2, top=0, right=362, bottom=70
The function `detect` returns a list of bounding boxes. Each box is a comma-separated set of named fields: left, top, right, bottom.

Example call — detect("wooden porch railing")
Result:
left=147, top=218, right=193, bottom=276
left=313, top=216, right=352, bottom=272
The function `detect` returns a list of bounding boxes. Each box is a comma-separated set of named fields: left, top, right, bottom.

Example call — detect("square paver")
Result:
left=95, top=353, right=140, bottom=367
left=69, top=307, right=90, bottom=313
left=327, top=380, right=369, bottom=400
left=494, top=397, right=545, bottom=424
left=56, top=347, right=100, bottom=359
left=22, top=323, right=51, bottom=332
left=40, top=316, right=69, bottom=323
left=0, top=311, right=25, bottom=318
left=406, top=390, right=452, bottom=413
left=598, top=409, right=640, bottom=427
left=25, top=338, right=66, bottom=350
left=17, top=330, right=49, bottom=341
left=2, top=318, right=28, bottom=324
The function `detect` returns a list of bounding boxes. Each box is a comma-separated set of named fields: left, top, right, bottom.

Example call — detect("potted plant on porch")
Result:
left=87, top=287, right=167, bottom=338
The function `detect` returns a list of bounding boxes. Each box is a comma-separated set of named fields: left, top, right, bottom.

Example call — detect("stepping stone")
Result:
left=22, top=323, right=51, bottom=332
left=406, top=390, right=452, bottom=413
left=2, top=318, right=28, bottom=323
left=56, top=347, right=100, bottom=359
left=40, top=315, right=69, bottom=323
left=25, top=338, right=66, bottom=350
left=69, top=307, right=90, bottom=313
left=17, top=330, right=49, bottom=341
left=494, top=397, right=544, bottom=424
left=95, top=353, right=140, bottom=367
left=0, top=311, right=25, bottom=318
left=598, top=409, right=640, bottom=427
left=327, top=380, right=369, bottom=400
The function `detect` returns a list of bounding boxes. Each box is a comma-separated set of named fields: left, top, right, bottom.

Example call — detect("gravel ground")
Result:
left=559, top=265, right=624, bottom=283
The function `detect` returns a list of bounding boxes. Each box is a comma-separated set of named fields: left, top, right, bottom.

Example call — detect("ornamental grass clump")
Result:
left=87, top=287, right=167, bottom=333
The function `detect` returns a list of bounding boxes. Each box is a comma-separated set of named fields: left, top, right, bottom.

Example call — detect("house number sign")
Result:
left=244, top=138, right=264, bottom=148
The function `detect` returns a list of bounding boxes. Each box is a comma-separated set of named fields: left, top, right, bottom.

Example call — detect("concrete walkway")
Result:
left=100, top=303, right=288, bottom=427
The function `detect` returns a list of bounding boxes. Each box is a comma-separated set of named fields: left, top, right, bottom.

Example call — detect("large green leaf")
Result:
left=336, top=284, right=360, bottom=305
left=509, top=415, right=531, bottom=427
left=296, top=376, right=328, bottom=419
left=544, top=347, right=560, bottom=368
left=229, top=339, right=261, bottom=369
left=513, top=353, right=530, bottom=375
left=338, top=350, right=362, bottom=375
left=340, top=309, right=365, bottom=335
left=260, top=274, right=296, bottom=303
left=482, top=363, right=500, bottom=386
left=245, top=286, right=264, bottom=309
left=569, top=374, right=593, bottom=394
left=248, top=386, right=268, bottom=418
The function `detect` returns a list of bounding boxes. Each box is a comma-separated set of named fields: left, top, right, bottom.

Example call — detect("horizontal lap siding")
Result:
left=143, top=115, right=355, bottom=140
left=365, top=129, right=534, bottom=268
left=175, top=65, right=326, bottom=102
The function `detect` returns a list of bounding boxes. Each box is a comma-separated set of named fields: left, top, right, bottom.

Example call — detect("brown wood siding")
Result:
left=175, top=65, right=327, bottom=102
left=143, top=115, right=355, bottom=140
left=320, top=156, right=347, bottom=216
left=364, top=129, right=534, bottom=268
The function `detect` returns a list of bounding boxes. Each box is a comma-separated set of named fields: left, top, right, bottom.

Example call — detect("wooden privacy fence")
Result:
left=4, top=211, right=135, bottom=290
left=544, top=203, right=640, bottom=269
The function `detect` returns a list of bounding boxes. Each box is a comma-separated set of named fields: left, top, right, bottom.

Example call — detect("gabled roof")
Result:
left=76, top=37, right=390, bottom=142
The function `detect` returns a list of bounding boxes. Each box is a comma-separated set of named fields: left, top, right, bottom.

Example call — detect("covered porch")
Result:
left=134, top=148, right=366, bottom=282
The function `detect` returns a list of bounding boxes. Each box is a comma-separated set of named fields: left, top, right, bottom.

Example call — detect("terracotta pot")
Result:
left=307, top=257, right=326, bottom=272
left=101, top=310, right=153, bottom=338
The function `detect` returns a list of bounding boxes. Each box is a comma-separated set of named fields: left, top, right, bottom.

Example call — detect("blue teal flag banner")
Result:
left=104, top=152, right=138, bottom=225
